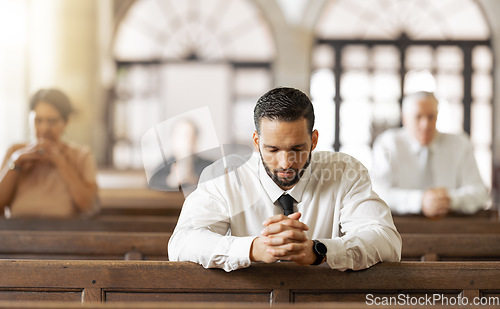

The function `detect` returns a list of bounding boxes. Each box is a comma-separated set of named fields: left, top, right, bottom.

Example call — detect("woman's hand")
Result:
left=10, top=143, right=45, bottom=172
left=35, top=139, right=68, bottom=169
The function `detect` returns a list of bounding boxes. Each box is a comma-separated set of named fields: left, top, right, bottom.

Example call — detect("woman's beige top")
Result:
left=8, top=142, right=98, bottom=218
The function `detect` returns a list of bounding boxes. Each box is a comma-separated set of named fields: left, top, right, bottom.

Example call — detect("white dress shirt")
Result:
left=168, top=151, right=401, bottom=272
left=371, top=128, right=490, bottom=215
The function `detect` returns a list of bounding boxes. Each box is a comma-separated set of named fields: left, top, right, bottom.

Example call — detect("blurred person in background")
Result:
left=371, top=91, right=489, bottom=218
left=0, top=88, right=98, bottom=218
left=148, top=118, right=212, bottom=192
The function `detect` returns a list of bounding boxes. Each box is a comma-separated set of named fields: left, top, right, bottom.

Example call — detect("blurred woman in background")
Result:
left=0, top=88, right=98, bottom=218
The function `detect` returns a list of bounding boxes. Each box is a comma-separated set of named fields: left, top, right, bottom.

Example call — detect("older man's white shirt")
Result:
left=371, top=128, right=489, bottom=215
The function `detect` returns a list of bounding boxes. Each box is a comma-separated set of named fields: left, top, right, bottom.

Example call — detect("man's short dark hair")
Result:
left=253, top=87, right=315, bottom=135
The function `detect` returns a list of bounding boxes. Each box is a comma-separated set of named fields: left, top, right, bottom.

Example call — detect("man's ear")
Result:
left=252, top=131, right=260, bottom=152
left=311, top=129, right=319, bottom=151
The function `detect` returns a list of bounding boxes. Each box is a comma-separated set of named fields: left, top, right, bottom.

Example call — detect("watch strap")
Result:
left=312, top=240, right=327, bottom=265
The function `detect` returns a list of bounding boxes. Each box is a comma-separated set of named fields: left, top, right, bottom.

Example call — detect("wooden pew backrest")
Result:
left=395, top=217, right=500, bottom=234
left=1, top=260, right=500, bottom=305
left=0, top=217, right=177, bottom=233
left=0, top=231, right=170, bottom=260
left=401, top=234, right=500, bottom=261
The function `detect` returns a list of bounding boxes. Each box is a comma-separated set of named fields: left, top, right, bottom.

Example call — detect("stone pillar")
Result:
left=254, top=0, right=327, bottom=92
left=477, top=0, right=500, bottom=204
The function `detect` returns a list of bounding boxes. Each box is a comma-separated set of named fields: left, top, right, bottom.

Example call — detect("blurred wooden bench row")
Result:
left=98, top=188, right=500, bottom=232
left=393, top=215, right=500, bottom=234
left=0, top=216, right=177, bottom=233
left=1, top=230, right=500, bottom=262
left=3, top=212, right=499, bottom=237
left=6, top=215, right=500, bottom=235
left=98, top=189, right=184, bottom=217
left=0, top=230, right=169, bottom=260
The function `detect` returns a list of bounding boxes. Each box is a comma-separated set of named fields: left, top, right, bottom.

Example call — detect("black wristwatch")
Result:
left=312, top=240, right=327, bottom=265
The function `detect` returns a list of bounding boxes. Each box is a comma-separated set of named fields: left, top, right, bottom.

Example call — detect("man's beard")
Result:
left=260, top=150, right=312, bottom=189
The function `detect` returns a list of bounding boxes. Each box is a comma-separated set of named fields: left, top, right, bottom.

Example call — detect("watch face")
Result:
left=314, top=241, right=327, bottom=255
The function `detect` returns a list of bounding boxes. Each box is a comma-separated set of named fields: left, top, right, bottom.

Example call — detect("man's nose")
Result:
left=418, top=118, right=431, bottom=130
left=278, top=151, right=293, bottom=169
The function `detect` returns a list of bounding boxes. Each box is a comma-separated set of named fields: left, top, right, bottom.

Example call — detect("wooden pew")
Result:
left=0, top=231, right=170, bottom=260
left=98, top=189, right=184, bottom=217
left=0, top=301, right=380, bottom=309
left=394, top=217, right=500, bottom=234
left=401, top=233, right=500, bottom=261
left=6, top=214, right=500, bottom=235
left=1, top=260, right=500, bottom=305
left=0, top=217, right=177, bottom=233
left=2, top=230, right=500, bottom=262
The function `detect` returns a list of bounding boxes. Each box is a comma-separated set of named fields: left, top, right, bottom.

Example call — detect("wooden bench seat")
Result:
left=98, top=189, right=184, bottom=217
left=0, top=231, right=170, bottom=260
left=0, top=301, right=382, bottom=309
left=5, top=215, right=500, bottom=235
left=394, top=209, right=499, bottom=219
left=0, top=217, right=177, bottom=233
left=1, top=260, right=500, bottom=305
left=401, top=233, right=500, bottom=261
left=394, top=217, right=500, bottom=234
left=1, top=230, right=500, bottom=262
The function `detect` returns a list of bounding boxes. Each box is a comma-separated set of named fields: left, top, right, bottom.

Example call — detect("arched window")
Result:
left=312, top=0, right=493, bottom=187
left=110, top=0, right=275, bottom=169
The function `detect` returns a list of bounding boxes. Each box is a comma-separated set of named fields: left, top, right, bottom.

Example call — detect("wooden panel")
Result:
left=3, top=230, right=500, bottom=262
left=99, top=189, right=184, bottom=217
left=292, top=291, right=460, bottom=303
left=460, top=290, right=500, bottom=307
left=0, top=301, right=377, bottom=309
left=7, top=214, right=500, bottom=235
left=99, top=208, right=181, bottom=217
left=82, top=288, right=102, bottom=303
left=0, top=290, right=82, bottom=302
left=270, top=289, right=290, bottom=303
left=394, top=217, right=500, bottom=234
left=401, top=234, right=500, bottom=260
left=98, top=189, right=184, bottom=208
left=394, top=210, right=498, bottom=220
left=0, top=217, right=177, bottom=233
left=460, top=289, right=481, bottom=301
left=1, top=260, right=500, bottom=305
left=0, top=231, right=170, bottom=260
left=292, top=291, right=372, bottom=303
left=104, top=290, right=271, bottom=303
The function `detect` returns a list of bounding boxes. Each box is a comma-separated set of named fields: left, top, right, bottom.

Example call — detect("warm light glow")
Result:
left=0, top=0, right=29, bottom=158
left=28, top=0, right=59, bottom=89
left=310, top=69, right=335, bottom=152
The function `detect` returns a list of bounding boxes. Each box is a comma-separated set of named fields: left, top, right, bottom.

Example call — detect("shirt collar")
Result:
left=288, top=162, right=311, bottom=203
left=258, top=153, right=312, bottom=203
